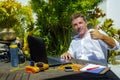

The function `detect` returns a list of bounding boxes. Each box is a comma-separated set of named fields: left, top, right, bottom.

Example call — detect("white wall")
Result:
left=99, top=0, right=120, bottom=29
left=89, top=0, right=120, bottom=29
left=106, top=0, right=120, bottom=29
left=98, top=0, right=107, bottom=27
left=98, top=0, right=107, bottom=14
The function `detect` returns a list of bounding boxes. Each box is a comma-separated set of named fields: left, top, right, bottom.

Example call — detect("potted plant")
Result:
left=0, top=28, right=16, bottom=41
left=0, top=0, right=34, bottom=40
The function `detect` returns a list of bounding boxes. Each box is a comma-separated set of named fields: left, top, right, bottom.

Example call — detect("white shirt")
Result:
left=67, top=29, right=119, bottom=65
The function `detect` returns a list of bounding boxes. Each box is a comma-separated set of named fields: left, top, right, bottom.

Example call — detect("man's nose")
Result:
left=77, top=24, right=81, bottom=29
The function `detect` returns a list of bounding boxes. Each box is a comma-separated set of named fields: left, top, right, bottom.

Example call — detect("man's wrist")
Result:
left=99, top=33, right=105, bottom=40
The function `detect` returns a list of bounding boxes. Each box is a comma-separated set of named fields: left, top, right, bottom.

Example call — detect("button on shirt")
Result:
left=67, top=29, right=119, bottom=65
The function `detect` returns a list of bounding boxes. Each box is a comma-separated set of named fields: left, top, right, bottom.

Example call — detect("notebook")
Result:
left=80, top=63, right=110, bottom=74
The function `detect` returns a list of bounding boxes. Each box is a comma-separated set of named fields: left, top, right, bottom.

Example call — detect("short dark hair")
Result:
left=70, top=12, right=87, bottom=22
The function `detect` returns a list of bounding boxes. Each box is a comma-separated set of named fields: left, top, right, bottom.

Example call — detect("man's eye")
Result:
left=79, top=22, right=82, bottom=24
left=73, top=24, right=77, bottom=27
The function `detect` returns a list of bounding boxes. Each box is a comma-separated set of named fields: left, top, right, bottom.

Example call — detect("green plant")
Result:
left=30, top=0, right=104, bottom=56
left=0, top=0, right=34, bottom=38
left=118, top=29, right=120, bottom=40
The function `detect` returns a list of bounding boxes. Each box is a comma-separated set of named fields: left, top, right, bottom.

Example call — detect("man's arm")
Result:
left=90, top=29, right=116, bottom=48
left=100, top=34, right=116, bottom=48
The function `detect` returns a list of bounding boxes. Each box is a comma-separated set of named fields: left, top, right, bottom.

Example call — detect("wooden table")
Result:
left=0, top=61, right=120, bottom=80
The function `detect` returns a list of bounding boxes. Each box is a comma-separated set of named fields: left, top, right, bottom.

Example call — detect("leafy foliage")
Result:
left=0, top=0, right=34, bottom=38
left=30, top=0, right=104, bottom=56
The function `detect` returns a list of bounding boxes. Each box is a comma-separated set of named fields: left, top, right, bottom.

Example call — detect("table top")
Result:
left=0, top=59, right=119, bottom=80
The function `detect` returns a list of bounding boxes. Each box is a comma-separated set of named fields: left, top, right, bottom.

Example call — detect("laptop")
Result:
left=47, top=56, right=72, bottom=67
left=27, top=36, right=71, bottom=66
left=27, top=36, right=48, bottom=63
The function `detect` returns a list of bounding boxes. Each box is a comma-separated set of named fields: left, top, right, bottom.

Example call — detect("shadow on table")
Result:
left=45, top=70, right=120, bottom=80
left=47, top=56, right=120, bottom=80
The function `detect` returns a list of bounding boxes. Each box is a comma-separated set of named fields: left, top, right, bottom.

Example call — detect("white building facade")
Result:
left=99, top=0, right=120, bottom=29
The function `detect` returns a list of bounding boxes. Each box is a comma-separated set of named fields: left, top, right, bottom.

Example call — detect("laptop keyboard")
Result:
left=47, top=56, right=71, bottom=67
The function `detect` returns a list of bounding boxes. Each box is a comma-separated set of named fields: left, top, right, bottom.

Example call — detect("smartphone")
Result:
left=64, top=66, right=73, bottom=72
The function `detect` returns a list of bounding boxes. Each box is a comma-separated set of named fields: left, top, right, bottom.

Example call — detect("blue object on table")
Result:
left=85, top=67, right=105, bottom=73
left=30, top=61, right=35, bottom=66
left=10, top=42, right=19, bottom=67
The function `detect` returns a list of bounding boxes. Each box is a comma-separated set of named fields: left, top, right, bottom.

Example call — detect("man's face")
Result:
left=72, top=17, right=88, bottom=36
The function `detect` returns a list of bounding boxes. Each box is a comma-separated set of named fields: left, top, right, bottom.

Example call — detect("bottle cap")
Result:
left=9, top=42, right=18, bottom=48
left=30, top=61, right=35, bottom=66
left=9, top=44, right=17, bottom=48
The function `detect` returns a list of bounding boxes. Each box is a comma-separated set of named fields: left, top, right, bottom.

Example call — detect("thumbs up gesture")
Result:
left=90, top=27, right=103, bottom=40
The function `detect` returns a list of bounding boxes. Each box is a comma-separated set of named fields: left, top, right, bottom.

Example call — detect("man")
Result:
left=61, top=12, right=119, bottom=65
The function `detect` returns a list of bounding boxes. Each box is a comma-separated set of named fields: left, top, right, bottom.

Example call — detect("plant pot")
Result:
left=0, top=28, right=16, bottom=41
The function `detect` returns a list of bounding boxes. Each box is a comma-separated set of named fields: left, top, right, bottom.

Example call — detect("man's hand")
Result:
left=61, top=52, right=74, bottom=60
left=90, top=27, right=116, bottom=48
left=90, top=27, right=103, bottom=40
